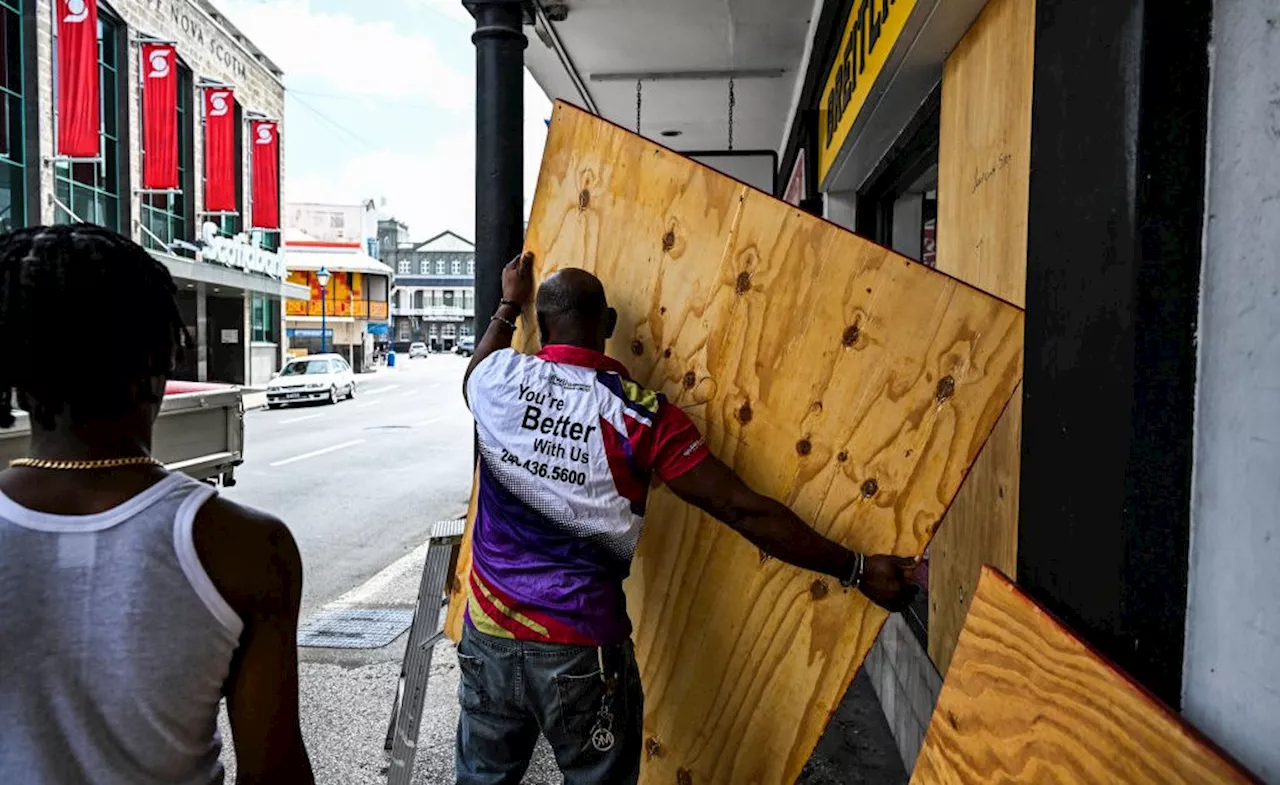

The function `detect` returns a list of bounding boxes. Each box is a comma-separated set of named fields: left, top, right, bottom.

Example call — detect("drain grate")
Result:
left=297, top=607, right=415, bottom=649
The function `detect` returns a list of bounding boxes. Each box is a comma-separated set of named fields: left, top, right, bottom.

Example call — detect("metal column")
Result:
left=465, top=0, right=527, bottom=334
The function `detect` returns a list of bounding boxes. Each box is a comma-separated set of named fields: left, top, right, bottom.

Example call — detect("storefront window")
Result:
left=250, top=294, right=279, bottom=343
left=0, top=0, right=26, bottom=233
left=141, top=64, right=190, bottom=251
left=54, top=11, right=123, bottom=232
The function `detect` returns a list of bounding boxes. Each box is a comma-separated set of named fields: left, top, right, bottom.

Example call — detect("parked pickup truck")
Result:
left=0, top=381, right=245, bottom=486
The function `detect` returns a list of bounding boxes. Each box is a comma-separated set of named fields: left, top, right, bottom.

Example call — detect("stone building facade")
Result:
left=9, top=0, right=305, bottom=385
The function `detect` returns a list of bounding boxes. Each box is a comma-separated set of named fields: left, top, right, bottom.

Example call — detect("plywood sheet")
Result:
left=447, top=101, right=1024, bottom=784
left=913, top=567, right=1260, bottom=784
left=930, top=0, right=1034, bottom=676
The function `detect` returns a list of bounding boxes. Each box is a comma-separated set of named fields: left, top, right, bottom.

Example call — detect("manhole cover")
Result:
left=297, top=607, right=414, bottom=649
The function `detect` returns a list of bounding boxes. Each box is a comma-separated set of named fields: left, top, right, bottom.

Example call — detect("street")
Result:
left=214, top=354, right=903, bottom=785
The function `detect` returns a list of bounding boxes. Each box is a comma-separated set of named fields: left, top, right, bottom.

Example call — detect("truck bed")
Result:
left=0, top=382, right=245, bottom=485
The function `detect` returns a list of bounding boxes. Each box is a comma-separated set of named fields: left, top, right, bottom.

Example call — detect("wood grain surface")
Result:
left=930, top=0, right=1034, bottom=676
left=913, top=567, right=1260, bottom=784
left=447, top=102, right=1024, bottom=784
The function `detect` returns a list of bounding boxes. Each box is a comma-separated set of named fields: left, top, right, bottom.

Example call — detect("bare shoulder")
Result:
left=193, top=494, right=303, bottom=616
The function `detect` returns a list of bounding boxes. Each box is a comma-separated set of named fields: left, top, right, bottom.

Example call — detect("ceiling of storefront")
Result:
left=523, top=0, right=819, bottom=153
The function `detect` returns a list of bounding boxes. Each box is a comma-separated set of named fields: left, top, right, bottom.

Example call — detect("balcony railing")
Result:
left=393, top=305, right=475, bottom=320
left=286, top=299, right=390, bottom=320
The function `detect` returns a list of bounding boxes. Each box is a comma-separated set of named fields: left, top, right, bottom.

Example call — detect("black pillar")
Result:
left=1018, top=0, right=1211, bottom=707
left=467, top=0, right=527, bottom=336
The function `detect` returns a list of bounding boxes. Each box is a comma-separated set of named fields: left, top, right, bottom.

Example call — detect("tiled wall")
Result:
left=863, top=614, right=943, bottom=772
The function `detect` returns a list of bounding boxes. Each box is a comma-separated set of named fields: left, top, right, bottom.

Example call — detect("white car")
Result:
left=409, top=342, right=429, bottom=359
left=266, top=354, right=357, bottom=408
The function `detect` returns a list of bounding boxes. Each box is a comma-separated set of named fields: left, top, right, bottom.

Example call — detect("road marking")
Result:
left=281, top=414, right=324, bottom=425
left=269, top=440, right=365, bottom=467
left=413, top=416, right=445, bottom=427
left=362, top=384, right=401, bottom=396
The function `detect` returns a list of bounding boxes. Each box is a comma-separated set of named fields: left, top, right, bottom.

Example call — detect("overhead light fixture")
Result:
left=661, top=129, right=683, bottom=138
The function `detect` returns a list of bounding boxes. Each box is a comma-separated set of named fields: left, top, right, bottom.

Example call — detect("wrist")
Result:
left=838, top=549, right=865, bottom=589
left=499, top=296, right=526, bottom=309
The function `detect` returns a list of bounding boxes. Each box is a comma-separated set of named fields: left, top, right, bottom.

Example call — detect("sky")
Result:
left=215, top=0, right=553, bottom=243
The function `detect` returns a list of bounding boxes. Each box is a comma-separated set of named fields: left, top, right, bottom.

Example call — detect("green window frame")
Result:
left=140, top=64, right=190, bottom=251
left=0, top=0, right=27, bottom=233
left=250, top=293, right=280, bottom=344
left=54, top=10, right=123, bottom=231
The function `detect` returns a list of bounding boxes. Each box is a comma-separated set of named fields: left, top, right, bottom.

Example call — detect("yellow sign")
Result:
left=817, top=0, right=919, bottom=185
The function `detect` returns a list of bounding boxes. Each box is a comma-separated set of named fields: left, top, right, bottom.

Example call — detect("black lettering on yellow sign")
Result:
left=824, top=0, right=900, bottom=149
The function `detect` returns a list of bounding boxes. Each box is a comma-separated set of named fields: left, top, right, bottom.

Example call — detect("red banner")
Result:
left=250, top=120, right=280, bottom=229
left=56, top=0, right=100, bottom=157
left=203, top=86, right=237, bottom=213
left=141, top=44, right=178, bottom=189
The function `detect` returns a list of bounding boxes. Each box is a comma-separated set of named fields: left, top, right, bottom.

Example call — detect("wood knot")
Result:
left=948, top=711, right=960, bottom=731
left=837, top=451, right=849, bottom=463
left=810, top=579, right=829, bottom=600
left=936, top=375, right=956, bottom=402
left=796, top=439, right=812, bottom=456
left=811, top=401, right=823, bottom=414
left=660, top=306, right=667, bottom=314
left=631, top=340, right=645, bottom=356
left=998, top=485, right=1006, bottom=499
left=861, top=478, right=879, bottom=498
left=683, top=371, right=697, bottom=389
left=645, top=737, right=663, bottom=759
left=736, top=400, right=753, bottom=425
left=662, top=230, right=676, bottom=252
left=578, top=189, right=590, bottom=210
left=842, top=324, right=860, bottom=347
left=677, top=768, right=693, bottom=785
left=734, top=271, right=751, bottom=295
left=663, top=348, right=673, bottom=359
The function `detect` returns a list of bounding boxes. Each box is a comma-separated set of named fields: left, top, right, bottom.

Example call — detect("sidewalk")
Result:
left=219, top=529, right=905, bottom=784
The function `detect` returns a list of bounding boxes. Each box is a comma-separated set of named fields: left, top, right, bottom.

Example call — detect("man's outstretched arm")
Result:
left=665, top=455, right=919, bottom=612
left=463, top=252, right=534, bottom=403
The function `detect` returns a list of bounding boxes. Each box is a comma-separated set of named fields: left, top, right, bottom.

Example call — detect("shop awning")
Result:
left=284, top=238, right=395, bottom=278
left=151, top=251, right=310, bottom=300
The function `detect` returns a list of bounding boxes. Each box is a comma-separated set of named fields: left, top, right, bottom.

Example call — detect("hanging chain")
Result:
left=728, top=78, right=736, bottom=151
left=636, top=79, right=643, bottom=135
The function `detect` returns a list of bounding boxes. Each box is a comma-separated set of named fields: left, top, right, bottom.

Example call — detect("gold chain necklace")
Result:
left=9, top=456, right=163, bottom=471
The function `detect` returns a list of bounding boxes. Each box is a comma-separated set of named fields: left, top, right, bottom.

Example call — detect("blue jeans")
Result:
left=455, top=625, right=643, bottom=785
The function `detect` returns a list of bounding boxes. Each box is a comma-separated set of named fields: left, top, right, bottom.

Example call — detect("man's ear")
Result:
left=537, top=312, right=549, bottom=347
left=605, top=307, right=618, bottom=340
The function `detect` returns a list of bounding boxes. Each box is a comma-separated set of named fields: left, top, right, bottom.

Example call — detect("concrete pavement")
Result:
left=214, top=354, right=904, bottom=784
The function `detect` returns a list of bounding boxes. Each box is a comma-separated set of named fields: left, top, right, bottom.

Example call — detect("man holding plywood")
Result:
left=457, top=252, right=918, bottom=784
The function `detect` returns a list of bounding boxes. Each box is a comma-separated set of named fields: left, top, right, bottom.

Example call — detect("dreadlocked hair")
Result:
left=0, top=224, right=192, bottom=430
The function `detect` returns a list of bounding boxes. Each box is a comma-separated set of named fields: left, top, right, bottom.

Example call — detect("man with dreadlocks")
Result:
left=0, top=225, right=314, bottom=785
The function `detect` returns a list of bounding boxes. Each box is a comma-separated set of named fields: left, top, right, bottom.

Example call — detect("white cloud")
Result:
left=217, top=0, right=472, bottom=109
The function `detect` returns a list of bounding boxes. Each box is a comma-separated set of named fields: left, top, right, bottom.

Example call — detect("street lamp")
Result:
left=316, top=266, right=331, bottom=354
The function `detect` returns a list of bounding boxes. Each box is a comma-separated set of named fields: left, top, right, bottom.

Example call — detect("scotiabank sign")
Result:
left=198, top=221, right=285, bottom=279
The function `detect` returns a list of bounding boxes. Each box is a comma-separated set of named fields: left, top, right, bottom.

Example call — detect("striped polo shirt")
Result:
left=464, top=344, right=709, bottom=646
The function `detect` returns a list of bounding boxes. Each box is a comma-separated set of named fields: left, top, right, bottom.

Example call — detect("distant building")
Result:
left=282, top=229, right=393, bottom=371
left=380, top=221, right=475, bottom=352
left=286, top=200, right=380, bottom=258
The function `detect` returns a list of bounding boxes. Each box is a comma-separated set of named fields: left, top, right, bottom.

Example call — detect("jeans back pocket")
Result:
left=457, top=652, right=491, bottom=715
left=553, top=669, right=605, bottom=734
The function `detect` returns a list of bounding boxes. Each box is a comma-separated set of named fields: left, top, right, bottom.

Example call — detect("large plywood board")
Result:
left=447, top=101, right=1024, bottom=784
left=931, top=0, right=1034, bottom=676
left=912, top=567, right=1260, bottom=784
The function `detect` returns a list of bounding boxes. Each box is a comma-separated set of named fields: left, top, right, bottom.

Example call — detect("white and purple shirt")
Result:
left=465, top=345, right=709, bottom=646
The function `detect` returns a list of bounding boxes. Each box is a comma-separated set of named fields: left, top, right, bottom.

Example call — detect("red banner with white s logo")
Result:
left=203, top=86, right=237, bottom=213
left=141, top=44, right=178, bottom=190
left=250, top=120, right=280, bottom=229
left=56, top=0, right=100, bottom=158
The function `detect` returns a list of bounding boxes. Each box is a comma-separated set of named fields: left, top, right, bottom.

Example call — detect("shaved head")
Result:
left=535, top=268, right=616, bottom=351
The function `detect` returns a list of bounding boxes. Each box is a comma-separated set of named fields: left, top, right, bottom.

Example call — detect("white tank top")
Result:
left=0, top=472, right=242, bottom=785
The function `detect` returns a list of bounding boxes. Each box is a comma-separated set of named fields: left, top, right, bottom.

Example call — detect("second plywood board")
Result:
left=912, top=567, right=1259, bottom=784
left=447, top=101, right=1025, bottom=784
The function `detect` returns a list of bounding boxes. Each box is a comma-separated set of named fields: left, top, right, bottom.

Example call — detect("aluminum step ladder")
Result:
left=384, top=518, right=466, bottom=785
